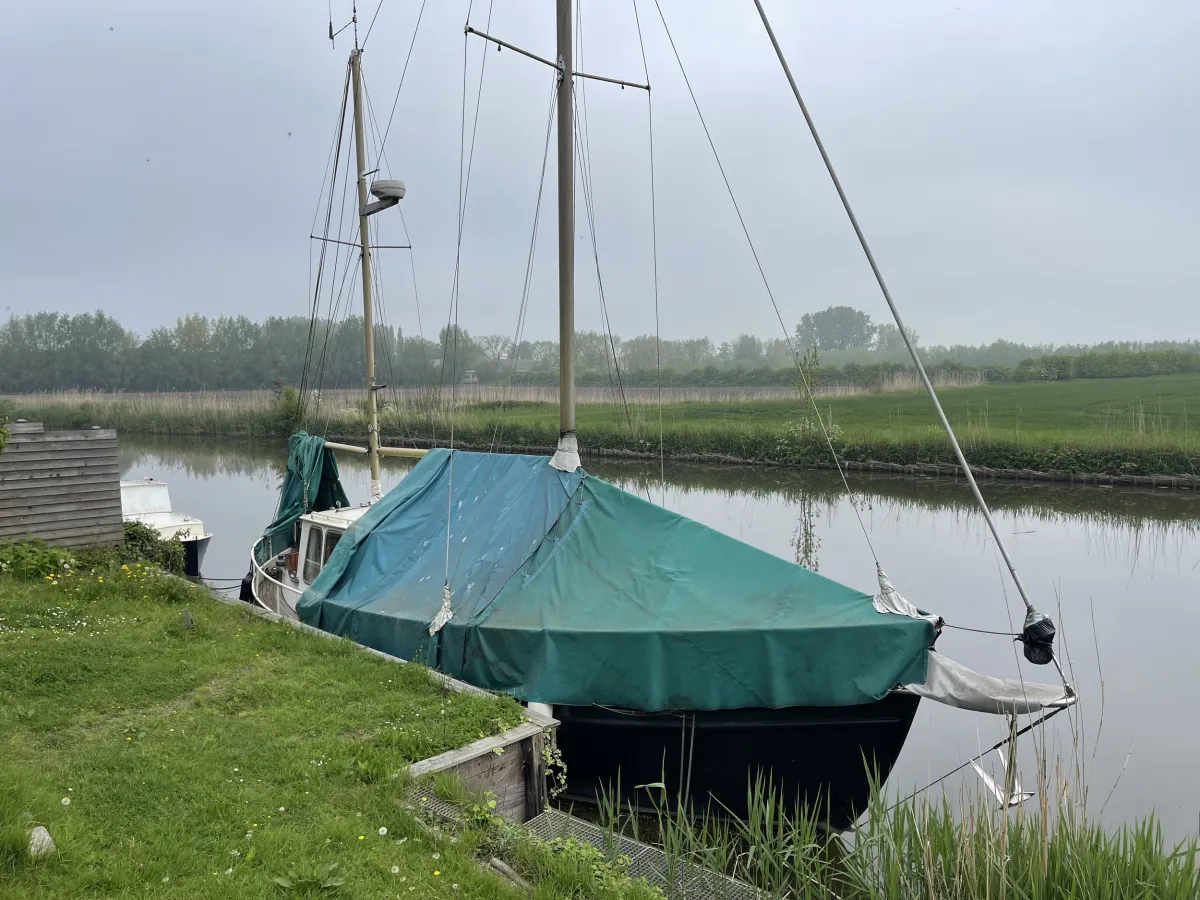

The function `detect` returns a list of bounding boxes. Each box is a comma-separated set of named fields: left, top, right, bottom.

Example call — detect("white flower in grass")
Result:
left=391, top=866, right=400, bottom=874
left=378, top=826, right=387, bottom=836
left=61, top=797, right=70, bottom=806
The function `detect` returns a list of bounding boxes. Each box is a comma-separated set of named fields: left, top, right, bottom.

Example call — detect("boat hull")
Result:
left=181, top=534, right=210, bottom=577
left=552, top=692, right=920, bottom=831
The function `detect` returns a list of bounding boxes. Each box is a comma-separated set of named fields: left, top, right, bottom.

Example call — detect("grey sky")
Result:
left=2, top=1, right=1197, bottom=346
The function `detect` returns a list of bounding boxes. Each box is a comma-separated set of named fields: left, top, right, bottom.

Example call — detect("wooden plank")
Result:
left=451, top=744, right=527, bottom=821
left=409, top=722, right=543, bottom=778
left=6, top=422, right=44, bottom=435
left=5, top=430, right=116, bottom=444
left=0, top=478, right=121, bottom=499
left=0, top=465, right=120, bottom=487
left=0, top=507, right=121, bottom=532
left=1, top=441, right=118, bottom=456
left=0, top=446, right=118, bottom=465
left=0, top=522, right=124, bottom=546
left=4, top=434, right=118, bottom=449
left=0, top=496, right=123, bottom=521
left=523, top=731, right=547, bottom=820
left=0, top=460, right=120, bottom=475
left=0, top=463, right=121, bottom=483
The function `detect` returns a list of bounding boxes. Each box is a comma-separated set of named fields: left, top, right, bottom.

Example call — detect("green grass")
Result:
left=10, top=375, right=1200, bottom=476
left=0, top=567, right=543, bottom=898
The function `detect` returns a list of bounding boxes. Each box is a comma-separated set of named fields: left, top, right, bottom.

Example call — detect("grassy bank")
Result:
left=0, top=555, right=655, bottom=898
left=9, top=375, right=1199, bottom=477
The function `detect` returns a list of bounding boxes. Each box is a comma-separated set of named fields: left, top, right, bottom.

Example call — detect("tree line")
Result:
left=1, top=307, right=1197, bottom=394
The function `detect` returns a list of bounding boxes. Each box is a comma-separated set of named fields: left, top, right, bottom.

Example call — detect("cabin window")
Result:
left=324, top=530, right=341, bottom=563
left=303, top=527, right=323, bottom=583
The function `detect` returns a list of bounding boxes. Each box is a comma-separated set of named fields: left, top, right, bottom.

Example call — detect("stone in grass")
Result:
left=28, top=825, right=56, bottom=858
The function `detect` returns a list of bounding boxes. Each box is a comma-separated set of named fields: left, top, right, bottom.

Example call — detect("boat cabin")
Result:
left=288, top=506, right=369, bottom=589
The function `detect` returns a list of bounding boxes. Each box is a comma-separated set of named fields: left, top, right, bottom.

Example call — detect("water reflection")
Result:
left=118, top=436, right=1200, bottom=840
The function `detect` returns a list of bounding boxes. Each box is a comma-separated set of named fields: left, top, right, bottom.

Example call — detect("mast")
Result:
left=550, top=0, right=580, bottom=471
left=350, top=47, right=383, bottom=499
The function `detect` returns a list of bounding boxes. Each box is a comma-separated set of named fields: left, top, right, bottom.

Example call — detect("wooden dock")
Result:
left=0, top=422, right=123, bottom=548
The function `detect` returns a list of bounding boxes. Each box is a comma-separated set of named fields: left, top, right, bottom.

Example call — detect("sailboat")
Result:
left=246, top=2, right=1075, bottom=829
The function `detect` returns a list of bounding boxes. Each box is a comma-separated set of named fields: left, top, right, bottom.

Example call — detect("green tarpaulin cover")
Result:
left=254, top=432, right=349, bottom=564
left=299, top=449, right=935, bottom=711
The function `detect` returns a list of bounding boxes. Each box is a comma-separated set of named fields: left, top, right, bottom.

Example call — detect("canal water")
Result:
left=120, top=435, right=1200, bottom=841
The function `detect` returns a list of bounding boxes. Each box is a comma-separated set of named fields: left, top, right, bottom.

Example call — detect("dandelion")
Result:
left=279, top=807, right=285, bottom=812
left=162, top=876, right=170, bottom=883
left=223, top=867, right=233, bottom=875
left=358, top=835, right=365, bottom=840
left=61, top=797, right=70, bottom=806
left=431, top=853, right=440, bottom=860
left=433, top=870, right=440, bottom=877
left=378, top=826, right=387, bottom=836
left=391, top=866, right=400, bottom=874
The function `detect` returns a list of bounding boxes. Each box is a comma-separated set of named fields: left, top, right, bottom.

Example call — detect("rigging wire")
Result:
left=372, top=0, right=429, bottom=170
left=301, top=61, right=353, bottom=421
left=886, top=705, right=1068, bottom=811
left=443, top=0, right=495, bottom=591
left=356, top=50, right=435, bottom=428
left=574, top=7, right=624, bottom=412
left=572, top=86, right=642, bottom=470
left=361, top=71, right=418, bottom=447
left=650, top=0, right=880, bottom=565
left=631, top=0, right=664, bottom=504
left=485, top=77, right=559, bottom=456
left=361, top=0, right=385, bottom=49
left=747, top=0, right=1046, bottom=625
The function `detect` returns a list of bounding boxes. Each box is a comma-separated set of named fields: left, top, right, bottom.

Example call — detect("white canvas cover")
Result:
left=905, top=651, right=1075, bottom=715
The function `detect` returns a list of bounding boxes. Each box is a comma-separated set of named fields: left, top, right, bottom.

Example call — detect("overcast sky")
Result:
left=2, top=1, right=1197, bottom=346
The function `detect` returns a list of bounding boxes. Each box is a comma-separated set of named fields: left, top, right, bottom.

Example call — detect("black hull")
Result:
left=182, top=535, right=211, bottom=578
left=552, top=692, right=920, bottom=831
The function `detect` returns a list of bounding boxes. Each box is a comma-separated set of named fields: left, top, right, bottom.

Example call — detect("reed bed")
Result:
left=590, top=771, right=1199, bottom=899
left=1, top=374, right=977, bottom=415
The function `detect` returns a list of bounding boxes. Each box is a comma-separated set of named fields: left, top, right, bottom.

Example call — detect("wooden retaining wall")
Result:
left=0, top=423, right=123, bottom=548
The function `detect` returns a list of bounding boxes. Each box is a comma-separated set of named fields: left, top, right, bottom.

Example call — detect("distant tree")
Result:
left=875, top=322, right=919, bottom=353
left=620, top=335, right=660, bottom=372
left=730, top=334, right=764, bottom=368
left=796, top=306, right=876, bottom=351
left=477, top=334, right=513, bottom=366
left=575, top=331, right=616, bottom=374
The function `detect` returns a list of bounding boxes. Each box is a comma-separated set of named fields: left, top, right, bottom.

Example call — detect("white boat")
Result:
left=120, top=478, right=212, bottom=576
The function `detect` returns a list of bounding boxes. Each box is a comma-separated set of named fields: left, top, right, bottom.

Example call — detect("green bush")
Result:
left=119, top=521, right=185, bottom=575
left=0, top=523, right=185, bottom=582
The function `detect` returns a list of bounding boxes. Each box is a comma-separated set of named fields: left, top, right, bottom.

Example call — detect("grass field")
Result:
left=6, top=375, right=1199, bottom=476
left=0, top=563, right=656, bottom=898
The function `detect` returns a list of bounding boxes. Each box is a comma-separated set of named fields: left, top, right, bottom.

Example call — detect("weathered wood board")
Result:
left=0, top=425, right=123, bottom=548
